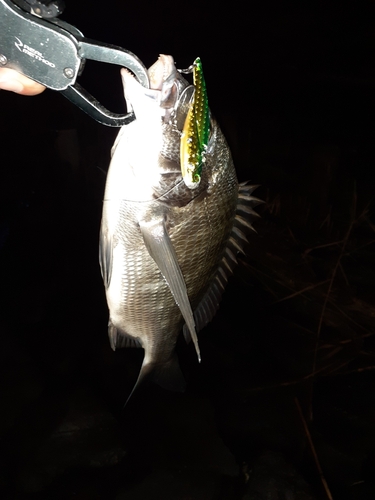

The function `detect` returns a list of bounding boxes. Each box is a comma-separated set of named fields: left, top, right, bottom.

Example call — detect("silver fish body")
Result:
left=99, top=55, right=259, bottom=396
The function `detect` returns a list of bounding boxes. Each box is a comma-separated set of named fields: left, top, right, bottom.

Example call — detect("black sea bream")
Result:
left=99, top=55, right=259, bottom=399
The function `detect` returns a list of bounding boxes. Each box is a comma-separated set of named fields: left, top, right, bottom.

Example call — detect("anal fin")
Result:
left=108, top=320, right=142, bottom=351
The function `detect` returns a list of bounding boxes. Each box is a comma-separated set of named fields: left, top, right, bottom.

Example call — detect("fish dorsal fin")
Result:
left=183, top=181, right=262, bottom=341
left=183, top=274, right=224, bottom=343
left=139, top=217, right=201, bottom=362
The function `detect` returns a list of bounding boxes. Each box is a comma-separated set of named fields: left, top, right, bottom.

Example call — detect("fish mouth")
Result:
left=149, top=55, right=194, bottom=121
left=148, top=54, right=176, bottom=91
left=121, top=54, right=194, bottom=130
left=118, top=55, right=208, bottom=202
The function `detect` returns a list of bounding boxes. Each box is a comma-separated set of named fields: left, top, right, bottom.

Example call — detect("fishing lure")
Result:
left=179, top=57, right=210, bottom=189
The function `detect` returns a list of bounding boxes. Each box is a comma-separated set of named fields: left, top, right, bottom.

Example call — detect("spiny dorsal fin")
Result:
left=183, top=182, right=261, bottom=340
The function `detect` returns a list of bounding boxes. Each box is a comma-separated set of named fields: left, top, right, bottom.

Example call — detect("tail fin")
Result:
left=124, top=352, right=186, bottom=406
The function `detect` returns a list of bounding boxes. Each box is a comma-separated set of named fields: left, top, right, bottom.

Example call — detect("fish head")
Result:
left=123, top=54, right=193, bottom=126
left=108, top=55, right=221, bottom=204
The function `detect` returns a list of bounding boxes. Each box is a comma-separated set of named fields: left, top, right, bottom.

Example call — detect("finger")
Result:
left=0, top=68, right=46, bottom=95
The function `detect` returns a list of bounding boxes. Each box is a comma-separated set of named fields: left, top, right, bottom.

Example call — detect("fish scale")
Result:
left=99, top=55, right=261, bottom=402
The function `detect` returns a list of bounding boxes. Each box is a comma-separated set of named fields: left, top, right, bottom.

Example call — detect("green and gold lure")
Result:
left=180, top=57, right=210, bottom=189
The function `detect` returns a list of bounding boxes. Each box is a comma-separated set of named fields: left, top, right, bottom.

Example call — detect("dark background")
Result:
left=1, top=1, right=375, bottom=498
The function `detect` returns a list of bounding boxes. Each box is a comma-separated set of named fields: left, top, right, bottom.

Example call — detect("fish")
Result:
left=99, top=54, right=260, bottom=400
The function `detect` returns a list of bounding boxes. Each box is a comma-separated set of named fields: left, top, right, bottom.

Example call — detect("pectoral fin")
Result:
left=139, top=217, right=201, bottom=362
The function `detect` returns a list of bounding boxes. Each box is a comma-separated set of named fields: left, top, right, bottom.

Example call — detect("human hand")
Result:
left=0, top=68, right=45, bottom=95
